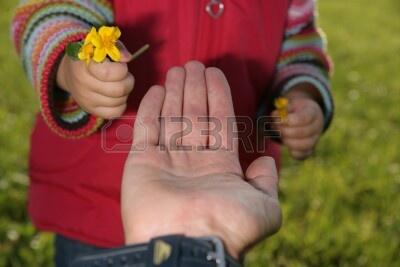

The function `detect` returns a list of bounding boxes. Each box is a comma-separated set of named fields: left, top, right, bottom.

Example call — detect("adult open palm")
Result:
left=121, top=61, right=281, bottom=259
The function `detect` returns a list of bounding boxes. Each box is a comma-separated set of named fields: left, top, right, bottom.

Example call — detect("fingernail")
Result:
left=116, top=41, right=132, bottom=59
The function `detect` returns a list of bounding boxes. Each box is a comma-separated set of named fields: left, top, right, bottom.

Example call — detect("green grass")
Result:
left=0, top=1, right=53, bottom=266
left=0, top=0, right=399, bottom=266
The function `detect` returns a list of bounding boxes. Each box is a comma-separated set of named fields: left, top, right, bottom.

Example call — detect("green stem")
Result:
left=129, top=44, right=150, bottom=62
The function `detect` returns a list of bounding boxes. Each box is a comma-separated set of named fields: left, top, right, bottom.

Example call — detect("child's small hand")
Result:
left=272, top=90, right=324, bottom=160
left=56, top=45, right=134, bottom=119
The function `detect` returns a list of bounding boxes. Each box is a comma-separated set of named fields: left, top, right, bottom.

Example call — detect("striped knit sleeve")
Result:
left=11, top=0, right=114, bottom=138
left=273, top=0, right=334, bottom=130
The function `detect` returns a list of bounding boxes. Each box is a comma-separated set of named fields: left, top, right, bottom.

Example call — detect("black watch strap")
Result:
left=70, top=235, right=242, bottom=267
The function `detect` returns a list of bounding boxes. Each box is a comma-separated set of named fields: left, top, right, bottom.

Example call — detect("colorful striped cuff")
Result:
left=12, top=0, right=114, bottom=138
left=274, top=63, right=334, bottom=130
left=38, top=30, right=104, bottom=138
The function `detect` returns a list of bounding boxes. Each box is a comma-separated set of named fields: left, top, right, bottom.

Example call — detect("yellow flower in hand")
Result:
left=70, top=26, right=148, bottom=64
left=93, top=26, right=122, bottom=63
left=78, top=27, right=99, bottom=64
left=78, top=26, right=121, bottom=63
left=274, top=97, right=289, bottom=121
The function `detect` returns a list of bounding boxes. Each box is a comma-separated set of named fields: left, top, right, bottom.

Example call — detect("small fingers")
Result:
left=91, top=73, right=135, bottom=98
left=88, top=60, right=129, bottom=82
left=93, top=104, right=127, bottom=120
left=286, top=105, right=316, bottom=127
left=116, top=41, right=133, bottom=63
left=280, top=121, right=321, bottom=139
left=283, top=136, right=318, bottom=151
left=87, top=92, right=127, bottom=108
left=270, top=110, right=281, bottom=120
left=269, top=110, right=286, bottom=132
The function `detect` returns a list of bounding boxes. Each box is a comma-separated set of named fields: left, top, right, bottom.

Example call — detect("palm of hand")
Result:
left=121, top=62, right=281, bottom=258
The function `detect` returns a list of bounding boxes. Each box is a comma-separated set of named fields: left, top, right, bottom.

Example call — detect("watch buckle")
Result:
left=199, top=236, right=226, bottom=267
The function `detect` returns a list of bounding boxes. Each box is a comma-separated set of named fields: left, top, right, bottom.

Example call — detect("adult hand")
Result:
left=121, top=61, right=282, bottom=259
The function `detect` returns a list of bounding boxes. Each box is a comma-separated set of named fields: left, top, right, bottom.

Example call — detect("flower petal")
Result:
left=113, top=27, right=121, bottom=40
left=85, top=28, right=96, bottom=45
left=78, top=51, right=86, bottom=61
left=86, top=27, right=101, bottom=47
left=78, top=43, right=94, bottom=62
left=99, top=26, right=121, bottom=41
left=99, top=26, right=114, bottom=38
left=93, top=47, right=107, bottom=63
left=107, top=45, right=121, bottom=62
left=84, top=27, right=95, bottom=45
left=274, top=97, right=288, bottom=109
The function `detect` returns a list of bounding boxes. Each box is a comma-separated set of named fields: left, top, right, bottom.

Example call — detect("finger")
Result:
left=270, top=110, right=282, bottom=120
left=283, top=136, right=317, bottom=151
left=87, top=92, right=127, bottom=108
left=91, top=73, right=135, bottom=98
left=280, top=120, right=321, bottom=139
left=93, top=104, right=127, bottom=120
left=182, top=61, right=208, bottom=147
left=246, top=157, right=282, bottom=237
left=289, top=149, right=313, bottom=160
left=205, top=67, right=237, bottom=152
left=245, top=156, right=279, bottom=199
left=88, top=60, right=129, bottom=82
left=269, top=110, right=286, bottom=131
left=132, top=85, right=166, bottom=148
left=286, top=105, right=316, bottom=127
left=161, top=67, right=185, bottom=147
left=116, top=41, right=133, bottom=63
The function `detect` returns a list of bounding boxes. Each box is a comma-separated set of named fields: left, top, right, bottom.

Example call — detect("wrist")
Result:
left=72, top=235, right=242, bottom=267
left=123, top=205, right=242, bottom=260
left=126, top=235, right=240, bottom=261
left=124, top=224, right=240, bottom=259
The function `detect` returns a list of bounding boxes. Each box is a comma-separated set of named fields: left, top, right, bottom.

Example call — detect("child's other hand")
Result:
left=56, top=44, right=134, bottom=119
left=272, top=87, right=324, bottom=160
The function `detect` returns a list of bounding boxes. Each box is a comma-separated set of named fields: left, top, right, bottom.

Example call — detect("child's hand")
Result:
left=56, top=45, right=134, bottom=119
left=272, top=88, right=324, bottom=160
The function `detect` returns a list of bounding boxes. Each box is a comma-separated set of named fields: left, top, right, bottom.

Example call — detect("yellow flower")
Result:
left=78, top=27, right=99, bottom=64
left=78, top=43, right=95, bottom=65
left=92, top=26, right=122, bottom=63
left=78, top=26, right=122, bottom=64
left=274, top=97, right=289, bottom=121
left=85, top=27, right=101, bottom=47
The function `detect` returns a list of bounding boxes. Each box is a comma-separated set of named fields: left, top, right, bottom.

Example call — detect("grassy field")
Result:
left=0, top=0, right=399, bottom=266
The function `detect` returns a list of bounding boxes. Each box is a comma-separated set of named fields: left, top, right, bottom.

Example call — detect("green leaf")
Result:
left=65, top=41, right=83, bottom=60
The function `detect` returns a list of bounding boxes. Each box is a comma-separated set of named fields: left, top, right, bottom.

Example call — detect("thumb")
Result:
left=245, top=156, right=279, bottom=199
left=287, top=99, right=298, bottom=114
left=117, top=41, right=133, bottom=63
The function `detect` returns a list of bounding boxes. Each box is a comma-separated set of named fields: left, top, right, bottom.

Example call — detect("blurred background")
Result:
left=0, top=0, right=399, bottom=266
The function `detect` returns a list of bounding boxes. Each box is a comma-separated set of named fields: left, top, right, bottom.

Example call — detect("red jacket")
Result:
left=12, top=0, right=332, bottom=247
